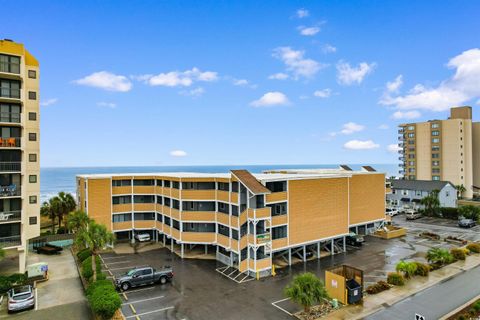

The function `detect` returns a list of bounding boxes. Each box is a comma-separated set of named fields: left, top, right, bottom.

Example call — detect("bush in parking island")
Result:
left=387, top=272, right=405, bottom=286
left=439, top=207, right=459, bottom=220
left=87, top=280, right=121, bottom=320
left=366, top=281, right=390, bottom=294
left=466, top=243, right=480, bottom=254
left=77, top=248, right=92, bottom=262
left=413, top=262, right=430, bottom=276
left=395, top=261, right=417, bottom=279
left=450, top=248, right=468, bottom=261
left=81, top=255, right=102, bottom=282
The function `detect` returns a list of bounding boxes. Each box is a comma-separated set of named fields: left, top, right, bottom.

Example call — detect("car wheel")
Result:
left=121, top=282, right=130, bottom=291
left=159, top=276, right=167, bottom=284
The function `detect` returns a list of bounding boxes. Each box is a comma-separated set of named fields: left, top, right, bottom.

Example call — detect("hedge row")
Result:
left=0, top=274, right=28, bottom=294
left=86, top=280, right=121, bottom=320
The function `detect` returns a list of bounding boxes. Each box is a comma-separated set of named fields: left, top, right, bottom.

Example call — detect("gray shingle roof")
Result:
left=389, top=179, right=454, bottom=192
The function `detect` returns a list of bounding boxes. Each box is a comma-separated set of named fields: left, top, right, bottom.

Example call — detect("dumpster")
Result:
left=325, top=265, right=364, bottom=305
left=346, top=278, right=362, bottom=304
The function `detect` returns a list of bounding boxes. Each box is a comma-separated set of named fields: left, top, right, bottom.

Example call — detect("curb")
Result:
left=439, top=293, right=480, bottom=320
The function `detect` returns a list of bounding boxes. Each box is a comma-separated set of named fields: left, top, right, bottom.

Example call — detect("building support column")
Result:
left=163, top=234, right=166, bottom=246
left=331, top=239, right=334, bottom=256
left=343, top=236, right=346, bottom=252
left=317, top=242, right=321, bottom=259
left=18, top=249, right=26, bottom=273
left=180, top=244, right=184, bottom=259
left=303, top=245, right=306, bottom=262
left=170, top=239, right=173, bottom=252
left=205, top=244, right=208, bottom=255
left=355, top=226, right=359, bottom=234
left=288, top=248, right=292, bottom=265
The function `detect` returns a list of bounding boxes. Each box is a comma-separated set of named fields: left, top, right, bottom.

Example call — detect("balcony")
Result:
left=0, top=137, right=20, bottom=148
left=0, top=112, right=21, bottom=124
left=0, top=162, right=21, bottom=172
left=398, top=129, right=404, bottom=134
left=398, top=143, right=404, bottom=147
left=0, top=88, right=20, bottom=100
left=265, top=192, right=287, bottom=203
left=0, top=235, right=21, bottom=248
left=398, top=157, right=405, bottom=161
left=0, top=185, right=20, bottom=197
left=0, top=210, right=21, bottom=223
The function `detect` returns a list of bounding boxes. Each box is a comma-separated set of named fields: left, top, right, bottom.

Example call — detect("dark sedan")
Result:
left=458, top=219, right=476, bottom=228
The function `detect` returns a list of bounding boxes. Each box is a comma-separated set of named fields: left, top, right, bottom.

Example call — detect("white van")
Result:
left=134, top=233, right=151, bottom=242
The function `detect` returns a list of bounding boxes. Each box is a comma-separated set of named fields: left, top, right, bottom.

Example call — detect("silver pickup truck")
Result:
left=115, top=266, right=173, bottom=291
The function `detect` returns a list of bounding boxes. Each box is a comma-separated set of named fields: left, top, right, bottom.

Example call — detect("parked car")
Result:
left=458, top=219, right=476, bottom=228
left=7, top=285, right=35, bottom=313
left=386, top=208, right=399, bottom=217
left=406, top=211, right=422, bottom=220
left=346, top=233, right=364, bottom=247
left=134, top=233, right=151, bottom=242
left=115, top=266, right=173, bottom=291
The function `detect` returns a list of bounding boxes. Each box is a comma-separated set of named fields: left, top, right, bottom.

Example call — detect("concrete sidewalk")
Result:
left=326, top=253, right=480, bottom=319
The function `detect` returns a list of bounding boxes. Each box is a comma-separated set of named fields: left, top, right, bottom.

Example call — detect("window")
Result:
left=231, top=182, right=239, bottom=192
left=164, top=197, right=171, bottom=207
left=402, top=190, right=408, bottom=196
left=432, top=146, right=440, bottom=151
left=446, top=191, right=450, bottom=197
left=407, top=126, right=414, bottom=130
left=432, top=131, right=440, bottom=136
left=240, top=222, right=248, bottom=237
left=432, top=168, right=440, bottom=174
left=182, top=201, right=215, bottom=212
left=164, top=180, right=171, bottom=188
left=0, top=103, right=21, bottom=123
left=29, top=133, right=37, bottom=141
left=133, top=179, right=154, bottom=186
left=112, top=195, right=132, bottom=204
left=29, top=175, right=37, bottom=183
left=28, top=154, right=37, bottom=162
left=183, top=182, right=215, bottom=190
left=266, top=181, right=287, bottom=192
left=28, top=70, right=37, bottom=79
left=408, top=154, right=415, bottom=159
left=408, top=133, right=415, bottom=138
left=134, top=212, right=155, bottom=221
left=432, top=153, right=440, bottom=159
left=164, top=216, right=171, bottom=226
left=268, top=202, right=287, bottom=216
left=432, top=161, right=440, bottom=166
left=218, top=202, right=229, bottom=214
left=156, top=213, right=163, bottom=222
left=0, top=79, right=20, bottom=98
left=272, top=226, right=287, bottom=239
left=29, top=217, right=37, bottom=225
left=408, top=161, right=415, bottom=166
left=28, top=112, right=36, bottom=121
left=217, top=182, right=229, bottom=191
left=172, top=181, right=180, bottom=189
left=431, top=123, right=439, bottom=129
left=415, top=190, right=422, bottom=196
left=231, top=205, right=239, bottom=216
left=28, top=91, right=36, bottom=100
left=408, top=140, right=415, bottom=145
left=156, top=196, right=163, bottom=205
left=231, top=229, right=239, bottom=240
left=241, top=248, right=248, bottom=261
left=432, top=138, right=440, bottom=143
left=218, top=224, right=229, bottom=237
left=172, top=219, right=180, bottom=230
left=112, top=213, right=132, bottom=222
left=133, top=195, right=155, bottom=203
left=29, top=195, right=37, bottom=204
left=182, top=222, right=215, bottom=232
left=156, top=179, right=163, bottom=187
left=432, top=176, right=440, bottom=181
left=0, top=54, right=20, bottom=73
left=172, top=199, right=179, bottom=209
left=112, top=179, right=131, bottom=187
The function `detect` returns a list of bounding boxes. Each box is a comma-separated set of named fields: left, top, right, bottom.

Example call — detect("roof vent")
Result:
left=361, top=166, right=376, bottom=172
left=339, top=165, right=353, bottom=171
left=3, top=39, right=14, bottom=42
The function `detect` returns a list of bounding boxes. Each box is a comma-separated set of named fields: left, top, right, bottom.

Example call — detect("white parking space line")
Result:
left=35, top=287, right=38, bottom=310
left=271, top=298, right=293, bottom=316
left=109, top=265, right=137, bottom=271
left=125, top=306, right=175, bottom=318
left=105, top=260, right=132, bottom=266
left=122, top=295, right=164, bottom=305
left=123, top=287, right=156, bottom=294
left=101, top=255, right=129, bottom=260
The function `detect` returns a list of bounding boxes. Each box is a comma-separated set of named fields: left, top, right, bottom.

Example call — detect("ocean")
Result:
left=40, top=164, right=398, bottom=202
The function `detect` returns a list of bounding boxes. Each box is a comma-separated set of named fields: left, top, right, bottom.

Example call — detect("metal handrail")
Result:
left=0, top=235, right=21, bottom=248
left=0, top=88, right=20, bottom=99
left=0, top=112, right=21, bottom=123
left=0, top=210, right=21, bottom=222
left=0, top=137, right=20, bottom=147
left=0, top=185, right=21, bottom=197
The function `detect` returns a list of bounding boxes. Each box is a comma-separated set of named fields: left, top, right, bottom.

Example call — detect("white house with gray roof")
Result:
left=387, top=179, right=457, bottom=209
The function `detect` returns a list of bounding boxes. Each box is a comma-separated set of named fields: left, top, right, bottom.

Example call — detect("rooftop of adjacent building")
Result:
left=0, top=38, right=38, bottom=66
left=388, top=178, right=455, bottom=192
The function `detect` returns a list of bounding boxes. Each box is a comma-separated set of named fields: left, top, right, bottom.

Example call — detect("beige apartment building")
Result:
left=399, top=106, right=480, bottom=199
left=0, top=40, right=40, bottom=272
left=77, top=166, right=385, bottom=277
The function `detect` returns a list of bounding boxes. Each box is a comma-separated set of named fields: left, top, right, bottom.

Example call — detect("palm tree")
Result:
left=58, top=192, right=76, bottom=230
left=67, top=210, right=90, bottom=235
left=76, top=220, right=115, bottom=282
left=284, top=272, right=329, bottom=313
left=455, top=185, right=466, bottom=199
left=426, top=248, right=453, bottom=266
left=40, top=197, right=61, bottom=234
left=420, top=189, right=440, bottom=216
left=395, top=261, right=417, bottom=279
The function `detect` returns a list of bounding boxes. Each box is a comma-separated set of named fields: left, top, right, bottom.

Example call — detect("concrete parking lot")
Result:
left=99, top=216, right=479, bottom=320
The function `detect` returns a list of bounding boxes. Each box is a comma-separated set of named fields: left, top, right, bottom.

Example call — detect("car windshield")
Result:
left=126, top=269, right=137, bottom=276
left=12, top=293, right=31, bottom=300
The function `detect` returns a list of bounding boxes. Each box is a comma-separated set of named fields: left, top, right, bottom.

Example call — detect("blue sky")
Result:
left=4, top=0, right=480, bottom=167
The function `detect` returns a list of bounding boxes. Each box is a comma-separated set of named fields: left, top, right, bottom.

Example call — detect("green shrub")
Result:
left=77, top=248, right=92, bottom=262
left=473, top=300, right=480, bottom=311
left=396, top=261, right=417, bottom=279
left=81, top=256, right=101, bottom=281
left=467, top=243, right=480, bottom=254
left=439, top=207, right=459, bottom=220
left=97, top=272, right=107, bottom=281
left=87, top=280, right=121, bottom=319
left=426, top=248, right=455, bottom=266
left=387, top=272, right=405, bottom=286
left=451, top=248, right=467, bottom=261
left=0, top=273, right=28, bottom=294
left=56, top=226, right=67, bottom=234
left=366, top=281, right=390, bottom=294
left=414, top=262, right=430, bottom=276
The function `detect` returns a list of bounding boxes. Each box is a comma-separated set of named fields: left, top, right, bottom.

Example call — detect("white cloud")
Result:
left=273, top=47, right=326, bottom=79
left=233, top=79, right=249, bottom=86
left=313, top=89, right=332, bottom=98
left=298, top=26, right=320, bottom=36
left=180, top=87, right=205, bottom=97
left=97, top=102, right=116, bottom=108
left=138, top=68, right=218, bottom=87
left=391, top=110, right=421, bottom=120
left=380, top=48, right=480, bottom=111
left=322, top=44, right=337, bottom=54
left=250, top=91, right=289, bottom=107
left=268, top=73, right=289, bottom=80
left=343, top=140, right=379, bottom=150
left=336, top=61, right=376, bottom=85
left=387, top=144, right=401, bottom=153
left=170, top=150, right=187, bottom=157
left=341, top=122, right=365, bottom=134
left=296, top=8, right=309, bottom=18
left=378, top=124, right=389, bottom=130
left=386, top=75, right=403, bottom=93
left=40, top=98, right=58, bottom=106
left=74, top=71, right=132, bottom=92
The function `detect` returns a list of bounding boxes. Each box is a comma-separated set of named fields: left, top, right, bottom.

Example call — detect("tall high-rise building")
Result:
left=398, top=106, right=479, bottom=199
left=0, top=39, right=40, bottom=272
